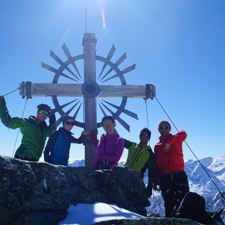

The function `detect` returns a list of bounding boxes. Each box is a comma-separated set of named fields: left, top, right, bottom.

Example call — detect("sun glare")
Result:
left=101, top=9, right=107, bottom=29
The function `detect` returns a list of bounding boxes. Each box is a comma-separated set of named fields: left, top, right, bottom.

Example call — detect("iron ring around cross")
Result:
left=81, top=80, right=100, bottom=98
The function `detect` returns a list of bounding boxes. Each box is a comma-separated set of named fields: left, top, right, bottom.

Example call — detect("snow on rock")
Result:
left=58, top=202, right=144, bottom=225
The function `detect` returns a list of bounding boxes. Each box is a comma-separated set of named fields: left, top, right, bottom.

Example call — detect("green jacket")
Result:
left=0, top=99, right=56, bottom=160
left=124, top=139, right=155, bottom=193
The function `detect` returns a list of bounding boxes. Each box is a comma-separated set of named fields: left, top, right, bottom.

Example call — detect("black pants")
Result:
left=159, top=171, right=189, bottom=217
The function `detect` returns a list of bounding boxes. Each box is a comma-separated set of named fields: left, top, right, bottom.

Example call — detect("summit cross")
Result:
left=20, top=33, right=156, bottom=168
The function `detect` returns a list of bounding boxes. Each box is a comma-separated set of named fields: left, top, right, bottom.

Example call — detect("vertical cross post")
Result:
left=82, top=33, right=98, bottom=169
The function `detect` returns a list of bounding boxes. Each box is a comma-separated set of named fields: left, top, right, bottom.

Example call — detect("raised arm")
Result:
left=71, top=130, right=89, bottom=144
left=0, top=96, right=12, bottom=127
left=0, top=96, right=25, bottom=129
left=167, top=131, right=187, bottom=145
left=124, top=139, right=137, bottom=149
left=89, top=129, right=99, bottom=149
left=48, top=112, right=56, bottom=133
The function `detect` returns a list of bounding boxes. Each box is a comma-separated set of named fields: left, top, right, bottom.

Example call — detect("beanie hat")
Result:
left=140, top=128, right=151, bottom=138
left=62, top=115, right=75, bottom=124
left=37, top=104, right=51, bottom=113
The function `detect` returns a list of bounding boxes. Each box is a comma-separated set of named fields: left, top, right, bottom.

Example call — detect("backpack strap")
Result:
left=170, top=191, right=190, bottom=218
left=171, top=145, right=183, bottom=160
left=176, top=191, right=191, bottom=212
left=103, top=137, right=110, bottom=169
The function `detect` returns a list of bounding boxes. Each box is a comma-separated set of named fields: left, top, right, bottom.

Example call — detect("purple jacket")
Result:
left=90, top=132, right=124, bottom=170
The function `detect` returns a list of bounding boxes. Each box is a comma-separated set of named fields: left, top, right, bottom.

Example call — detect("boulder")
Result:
left=94, top=213, right=225, bottom=225
left=0, top=155, right=149, bottom=225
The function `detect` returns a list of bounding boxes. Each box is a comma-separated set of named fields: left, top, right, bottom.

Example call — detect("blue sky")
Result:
left=0, top=0, right=224, bottom=161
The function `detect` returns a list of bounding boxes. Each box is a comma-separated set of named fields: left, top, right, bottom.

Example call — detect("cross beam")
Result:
left=20, top=83, right=156, bottom=99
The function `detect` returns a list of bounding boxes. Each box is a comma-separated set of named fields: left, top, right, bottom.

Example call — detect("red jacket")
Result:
left=154, top=130, right=187, bottom=177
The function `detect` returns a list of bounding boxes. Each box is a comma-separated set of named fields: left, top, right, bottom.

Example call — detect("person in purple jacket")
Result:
left=85, top=116, right=124, bottom=170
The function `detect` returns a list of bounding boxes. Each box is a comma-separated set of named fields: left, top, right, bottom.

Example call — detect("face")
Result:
left=102, top=119, right=116, bottom=135
left=36, top=110, right=49, bottom=122
left=63, top=119, right=75, bottom=131
left=139, top=132, right=150, bottom=145
left=158, top=122, right=171, bottom=139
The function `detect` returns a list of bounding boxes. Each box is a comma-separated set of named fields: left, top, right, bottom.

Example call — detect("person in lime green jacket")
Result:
left=124, top=128, right=155, bottom=197
left=0, top=95, right=56, bottom=161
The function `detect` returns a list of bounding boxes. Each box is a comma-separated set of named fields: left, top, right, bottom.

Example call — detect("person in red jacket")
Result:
left=153, top=120, right=189, bottom=217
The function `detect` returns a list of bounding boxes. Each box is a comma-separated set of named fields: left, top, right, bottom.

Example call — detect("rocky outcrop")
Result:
left=94, top=217, right=201, bottom=225
left=0, top=155, right=149, bottom=225
left=1, top=155, right=223, bottom=225
left=94, top=216, right=224, bottom=225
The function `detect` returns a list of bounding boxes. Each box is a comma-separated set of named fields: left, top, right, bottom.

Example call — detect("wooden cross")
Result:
left=20, top=33, right=156, bottom=168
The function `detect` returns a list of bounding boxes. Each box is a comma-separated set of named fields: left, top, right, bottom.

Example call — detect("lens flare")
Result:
left=101, top=9, right=107, bottom=29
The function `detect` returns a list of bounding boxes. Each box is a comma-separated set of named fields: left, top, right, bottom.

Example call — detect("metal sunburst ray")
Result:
left=50, top=50, right=79, bottom=80
left=49, top=99, right=78, bottom=116
left=73, top=103, right=82, bottom=119
left=41, top=62, right=78, bottom=82
left=100, top=53, right=127, bottom=82
left=62, top=43, right=82, bottom=79
left=100, top=102, right=130, bottom=132
left=66, top=101, right=81, bottom=115
left=98, top=45, right=116, bottom=79
left=102, top=100, right=138, bottom=120
left=102, top=64, right=136, bottom=83
left=52, top=101, right=82, bottom=130
left=99, top=103, right=107, bottom=117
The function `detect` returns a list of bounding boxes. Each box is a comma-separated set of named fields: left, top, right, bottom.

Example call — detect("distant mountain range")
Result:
left=68, top=156, right=225, bottom=223
left=185, top=156, right=225, bottom=223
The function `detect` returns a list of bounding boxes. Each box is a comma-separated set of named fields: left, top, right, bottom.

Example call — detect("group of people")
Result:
left=0, top=96, right=189, bottom=217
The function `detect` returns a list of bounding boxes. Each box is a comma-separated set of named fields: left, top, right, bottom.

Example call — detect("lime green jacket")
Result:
left=0, top=99, right=56, bottom=160
left=124, top=139, right=155, bottom=193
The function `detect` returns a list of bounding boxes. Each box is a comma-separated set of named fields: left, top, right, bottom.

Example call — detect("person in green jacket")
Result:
left=0, top=95, right=56, bottom=161
left=124, top=127, right=155, bottom=197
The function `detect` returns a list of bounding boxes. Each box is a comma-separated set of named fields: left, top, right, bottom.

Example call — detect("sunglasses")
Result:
left=39, top=110, right=49, bottom=115
left=159, top=126, right=170, bottom=130
left=65, top=121, right=75, bottom=126
left=140, top=133, right=149, bottom=137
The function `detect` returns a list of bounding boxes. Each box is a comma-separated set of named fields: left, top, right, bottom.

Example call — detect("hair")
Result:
left=37, top=104, right=51, bottom=112
left=62, top=115, right=75, bottom=124
left=157, top=120, right=171, bottom=130
left=101, top=116, right=115, bottom=124
left=140, top=127, right=151, bottom=138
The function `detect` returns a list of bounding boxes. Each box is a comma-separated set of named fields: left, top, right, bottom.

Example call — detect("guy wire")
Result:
left=144, top=98, right=156, bottom=214
left=144, top=98, right=150, bottom=129
left=4, top=83, right=31, bottom=97
left=4, top=87, right=21, bottom=97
